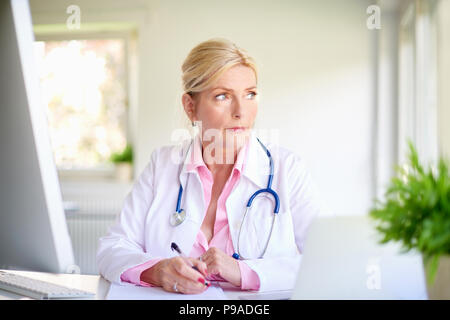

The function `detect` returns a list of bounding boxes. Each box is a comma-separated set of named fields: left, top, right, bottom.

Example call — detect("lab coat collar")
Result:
left=178, top=130, right=269, bottom=190
left=241, top=130, right=271, bottom=189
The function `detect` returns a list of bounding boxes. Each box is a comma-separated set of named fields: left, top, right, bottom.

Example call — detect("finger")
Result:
left=163, top=279, right=184, bottom=294
left=202, top=253, right=224, bottom=275
left=173, top=258, right=208, bottom=287
left=201, top=253, right=216, bottom=267
left=202, top=247, right=222, bottom=263
left=188, top=258, right=208, bottom=277
left=202, top=258, right=212, bottom=272
left=161, top=275, right=181, bottom=294
left=200, top=253, right=213, bottom=266
left=174, top=271, right=208, bottom=294
left=161, top=268, right=204, bottom=294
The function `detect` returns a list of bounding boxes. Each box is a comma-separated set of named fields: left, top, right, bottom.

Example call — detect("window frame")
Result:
left=435, top=0, right=450, bottom=158
left=397, top=0, right=439, bottom=165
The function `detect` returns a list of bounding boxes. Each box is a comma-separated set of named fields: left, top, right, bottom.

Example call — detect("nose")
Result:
left=232, top=98, right=243, bottom=120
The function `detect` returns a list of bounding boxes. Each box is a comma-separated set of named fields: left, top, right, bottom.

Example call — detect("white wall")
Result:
left=138, top=0, right=375, bottom=216
left=31, top=0, right=376, bottom=216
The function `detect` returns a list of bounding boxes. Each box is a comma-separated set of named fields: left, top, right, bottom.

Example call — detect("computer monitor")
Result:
left=0, top=0, right=75, bottom=273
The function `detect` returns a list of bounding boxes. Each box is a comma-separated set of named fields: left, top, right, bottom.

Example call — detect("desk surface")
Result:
left=0, top=270, right=290, bottom=300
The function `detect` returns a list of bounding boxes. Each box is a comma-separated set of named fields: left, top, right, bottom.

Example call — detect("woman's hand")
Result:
left=140, top=257, right=209, bottom=294
left=201, top=247, right=241, bottom=287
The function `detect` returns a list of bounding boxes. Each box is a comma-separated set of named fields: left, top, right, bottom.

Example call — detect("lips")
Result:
left=226, top=127, right=246, bottom=133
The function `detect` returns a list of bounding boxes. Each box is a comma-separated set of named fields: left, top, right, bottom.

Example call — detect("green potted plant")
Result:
left=110, top=144, right=133, bottom=182
left=369, top=141, right=450, bottom=299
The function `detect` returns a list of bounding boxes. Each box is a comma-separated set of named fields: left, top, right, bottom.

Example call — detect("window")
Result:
left=33, top=38, right=129, bottom=170
left=437, top=0, right=450, bottom=157
left=397, top=0, right=439, bottom=165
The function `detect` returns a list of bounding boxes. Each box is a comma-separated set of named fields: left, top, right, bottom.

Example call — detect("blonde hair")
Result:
left=181, top=38, right=258, bottom=95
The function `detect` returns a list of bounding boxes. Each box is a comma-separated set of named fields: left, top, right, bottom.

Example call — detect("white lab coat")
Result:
left=96, top=131, right=323, bottom=292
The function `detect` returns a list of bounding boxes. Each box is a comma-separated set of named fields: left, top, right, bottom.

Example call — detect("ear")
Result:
left=182, top=92, right=196, bottom=123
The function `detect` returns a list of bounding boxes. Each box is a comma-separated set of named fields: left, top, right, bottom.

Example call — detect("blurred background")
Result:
left=27, top=0, right=449, bottom=275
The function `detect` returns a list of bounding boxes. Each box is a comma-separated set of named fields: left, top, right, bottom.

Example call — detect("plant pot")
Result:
left=424, top=254, right=450, bottom=299
left=114, top=163, right=133, bottom=182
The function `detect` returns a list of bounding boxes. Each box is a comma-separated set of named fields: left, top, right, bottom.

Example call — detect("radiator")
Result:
left=61, top=181, right=131, bottom=275
left=66, top=212, right=117, bottom=275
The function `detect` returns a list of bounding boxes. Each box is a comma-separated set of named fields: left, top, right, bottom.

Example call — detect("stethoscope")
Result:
left=170, top=137, right=280, bottom=260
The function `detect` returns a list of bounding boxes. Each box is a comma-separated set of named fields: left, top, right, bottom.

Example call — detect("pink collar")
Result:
left=186, top=134, right=249, bottom=174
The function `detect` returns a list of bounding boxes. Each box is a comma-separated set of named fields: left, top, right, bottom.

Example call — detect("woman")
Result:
left=97, top=38, right=323, bottom=294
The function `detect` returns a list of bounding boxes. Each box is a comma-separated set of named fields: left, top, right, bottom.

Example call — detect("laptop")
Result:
left=239, top=215, right=428, bottom=300
left=290, top=215, right=428, bottom=299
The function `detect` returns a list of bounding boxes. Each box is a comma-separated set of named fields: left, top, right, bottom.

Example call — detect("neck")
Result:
left=201, top=141, right=238, bottom=174
left=198, top=131, right=250, bottom=174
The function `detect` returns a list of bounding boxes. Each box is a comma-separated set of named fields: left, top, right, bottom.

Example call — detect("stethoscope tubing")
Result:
left=172, top=136, right=280, bottom=260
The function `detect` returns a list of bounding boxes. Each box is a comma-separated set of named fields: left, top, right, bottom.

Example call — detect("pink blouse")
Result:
left=120, top=136, right=260, bottom=290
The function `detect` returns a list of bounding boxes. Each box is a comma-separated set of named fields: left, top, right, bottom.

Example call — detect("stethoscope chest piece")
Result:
left=170, top=209, right=186, bottom=226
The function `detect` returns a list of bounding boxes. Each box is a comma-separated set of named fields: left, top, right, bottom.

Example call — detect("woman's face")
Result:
left=182, top=64, right=258, bottom=150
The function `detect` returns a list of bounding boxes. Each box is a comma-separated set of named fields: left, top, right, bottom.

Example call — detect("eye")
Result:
left=215, top=93, right=227, bottom=101
left=246, top=91, right=257, bottom=99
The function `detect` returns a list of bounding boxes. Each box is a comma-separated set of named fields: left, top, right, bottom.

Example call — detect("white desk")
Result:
left=0, top=270, right=290, bottom=300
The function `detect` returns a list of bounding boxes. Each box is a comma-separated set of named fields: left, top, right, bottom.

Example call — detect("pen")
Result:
left=170, top=242, right=210, bottom=287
